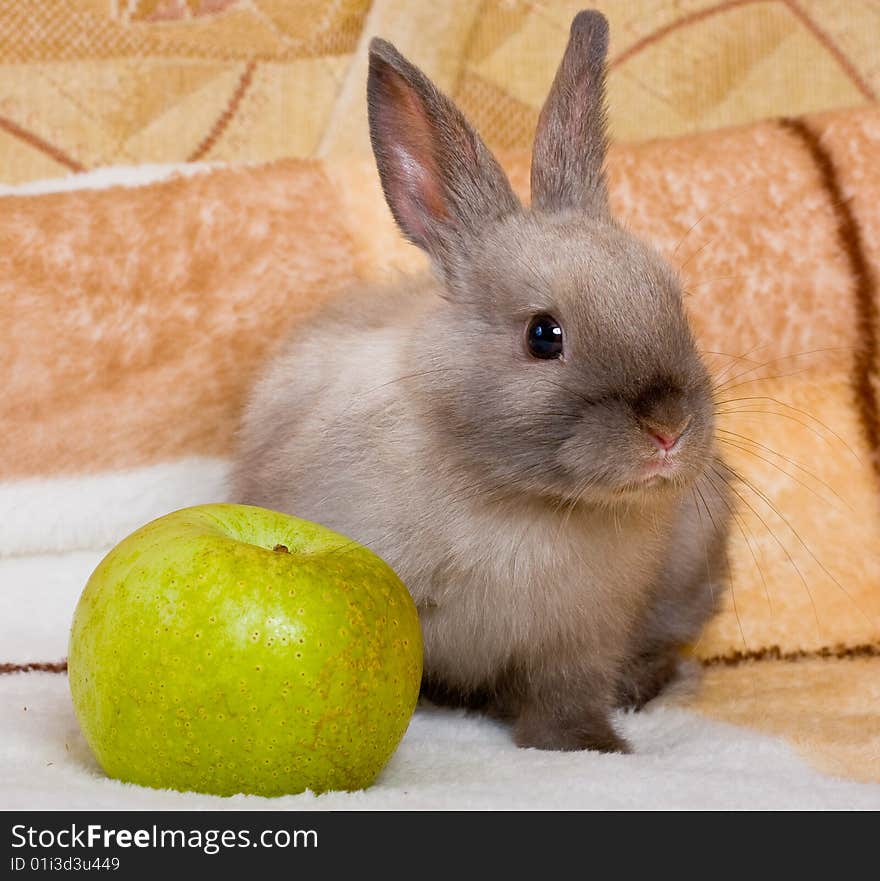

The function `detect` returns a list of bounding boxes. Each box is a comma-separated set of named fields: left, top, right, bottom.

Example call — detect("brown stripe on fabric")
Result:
left=778, top=116, right=880, bottom=484
left=0, top=114, right=86, bottom=173
left=782, top=0, right=876, bottom=101
left=609, top=0, right=877, bottom=104
left=701, top=642, right=880, bottom=667
left=188, top=60, right=257, bottom=162
left=608, top=0, right=765, bottom=70
left=0, top=660, right=67, bottom=674
left=3, top=645, right=878, bottom=675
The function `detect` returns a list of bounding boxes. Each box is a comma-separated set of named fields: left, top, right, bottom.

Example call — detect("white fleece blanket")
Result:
left=5, top=671, right=880, bottom=811
left=2, top=458, right=880, bottom=810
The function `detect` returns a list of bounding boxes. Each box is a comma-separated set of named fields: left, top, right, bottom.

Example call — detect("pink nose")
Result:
left=648, top=429, right=681, bottom=452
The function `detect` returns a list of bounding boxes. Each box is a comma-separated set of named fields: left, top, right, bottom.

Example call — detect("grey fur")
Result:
left=532, top=10, right=610, bottom=215
left=232, top=9, right=731, bottom=753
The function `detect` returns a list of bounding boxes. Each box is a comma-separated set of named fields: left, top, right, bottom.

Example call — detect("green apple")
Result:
left=68, top=503, right=422, bottom=797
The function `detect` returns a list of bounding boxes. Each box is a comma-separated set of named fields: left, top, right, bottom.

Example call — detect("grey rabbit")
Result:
left=232, top=9, right=731, bottom=753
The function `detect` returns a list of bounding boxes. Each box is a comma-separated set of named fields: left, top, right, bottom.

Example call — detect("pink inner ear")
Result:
left=389, top=143, right=449, bottom=245
left=375, top=66, right=449, bottom=246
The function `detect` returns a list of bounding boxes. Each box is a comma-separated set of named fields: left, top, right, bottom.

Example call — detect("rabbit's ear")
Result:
left=530, top=11, right=610, bottom=216
left=368, top=38, right=520, bottom=267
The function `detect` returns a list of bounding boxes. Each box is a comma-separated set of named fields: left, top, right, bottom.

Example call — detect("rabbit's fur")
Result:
left=233, top=10, right=731, bottom=753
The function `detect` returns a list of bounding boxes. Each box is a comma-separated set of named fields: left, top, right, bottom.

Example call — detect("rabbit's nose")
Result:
left=647, top=429, right=679, bottom=451
left=642, top=416, right=692, bottom=453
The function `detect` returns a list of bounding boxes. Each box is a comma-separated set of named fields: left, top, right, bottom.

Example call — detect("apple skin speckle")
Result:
left=68, top=503, right=423, bottom=797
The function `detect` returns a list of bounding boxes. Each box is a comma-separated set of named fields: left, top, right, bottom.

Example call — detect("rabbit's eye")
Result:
left=526, top=315, right=563, bottom=359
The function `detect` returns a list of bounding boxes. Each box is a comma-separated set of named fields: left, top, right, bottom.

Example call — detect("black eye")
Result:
left=526, top=314, right=563, bottom=359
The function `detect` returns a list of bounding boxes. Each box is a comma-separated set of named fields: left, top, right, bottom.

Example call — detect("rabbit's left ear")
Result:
left=530, top=10, right=610, bottom=216
left=367, top=38, right=520, bottom=267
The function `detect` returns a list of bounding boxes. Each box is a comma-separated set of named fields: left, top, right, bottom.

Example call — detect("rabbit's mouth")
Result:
left=640, top=449, right=686, bottom=483
left=605, top=455, right=700, bottom=502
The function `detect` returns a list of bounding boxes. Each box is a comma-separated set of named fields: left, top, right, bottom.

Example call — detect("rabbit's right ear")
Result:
left=368, top=39, right=520, bottom=275
left=531, top=10, right=610, bottom=216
